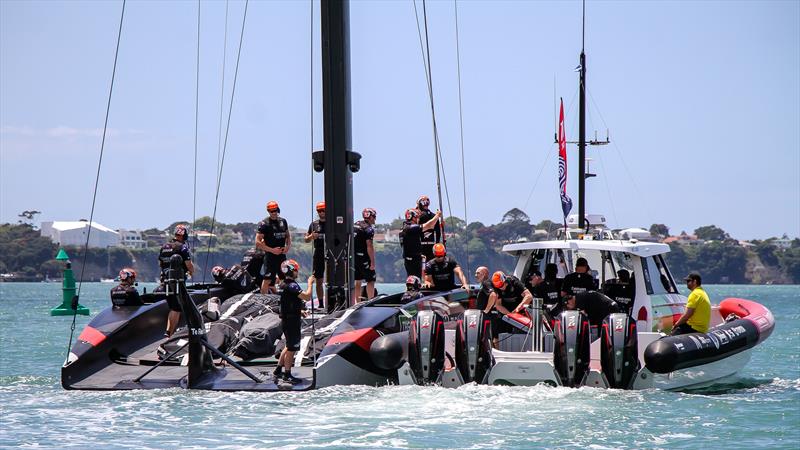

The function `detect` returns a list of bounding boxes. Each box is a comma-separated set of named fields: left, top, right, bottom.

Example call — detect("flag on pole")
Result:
left=558, top=98, right=573, bottom=219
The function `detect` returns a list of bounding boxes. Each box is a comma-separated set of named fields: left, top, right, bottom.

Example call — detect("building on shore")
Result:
left=117, top=228, right=147, bottom=249
left=41, top=220, right=120, bottom=248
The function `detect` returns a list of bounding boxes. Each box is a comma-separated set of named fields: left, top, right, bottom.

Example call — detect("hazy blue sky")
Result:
left=1, top=0, right=798, bottom=240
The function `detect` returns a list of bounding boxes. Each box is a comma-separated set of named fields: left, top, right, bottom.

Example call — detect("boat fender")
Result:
left=370, top=332, right=408, bottom=371
left=644, top=318, right=759, bottom=374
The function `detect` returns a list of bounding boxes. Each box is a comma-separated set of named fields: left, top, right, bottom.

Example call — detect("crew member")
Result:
left=474, top=266, right=499, bottom=348
left=561, top=257, right=596, bottom=298
left=603, top=269, right=635, bottom=316
left=489, top=271, right=532, bottom=333
left=671, top=272, right=711, bottom=335
left=525, top=270, right=543, bottom=297
left=110, top=268, right=142, bottom=306
left=256, top=200, right=291, bottom=295
left=416, top=195, right=441, bottom=261
left=212, top=264, right=253, bottom=295
left=273, top=259, right=314, bottom=385
left=401, top=275, right=424, bottom=303
left=423, top=243, right=470, bottom=294
left=305, top=201, right=326, bottom=308
left=353, top=207, right=377, bottom=303
left=159, top=224, right=194, bottom=337
left=400, top=208, right=442, bottom=278
left=564, top=291, right=621, bottom=327
left=513, top=264, right=562, bottom=315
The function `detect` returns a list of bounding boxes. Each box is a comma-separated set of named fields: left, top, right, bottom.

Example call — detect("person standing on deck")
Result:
left=416, top=195, right=441, bottom=262
left=400, top=208, right=442, bottom=278
left=353, top=208, right=377, bottom=303
left=273, top=260, right=314, bottom=385
left=159, top=224, right=194, bottom=337
left=671, top=272, right=711, bottom=335
left=474, top=266, right=499, bottom=348
left=256, top=201, right=291, bottom=295
left=305, top=201, right=327, bottom=308
left=489, top=271, right=533, bottom=334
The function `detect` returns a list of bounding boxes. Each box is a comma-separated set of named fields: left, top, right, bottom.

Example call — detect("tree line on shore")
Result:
left=1, top=211, right=798, bottom=284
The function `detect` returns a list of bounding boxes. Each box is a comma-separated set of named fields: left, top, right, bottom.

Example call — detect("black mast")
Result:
left=315, top=0, right=360, bottom=312
left=578, top=0, right=587, bottom=230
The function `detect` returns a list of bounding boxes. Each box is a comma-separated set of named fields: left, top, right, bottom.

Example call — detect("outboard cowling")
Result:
left=553, top=310, right=591, bottom=387
left=455, top=310, right=493, bottom=383
left=600, top=313, right=639, bottom=389
left=408, top=310, right=445, bottom=384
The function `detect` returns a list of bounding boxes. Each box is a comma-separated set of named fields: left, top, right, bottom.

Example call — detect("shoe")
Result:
left=281, top=373, right=303, bottom=385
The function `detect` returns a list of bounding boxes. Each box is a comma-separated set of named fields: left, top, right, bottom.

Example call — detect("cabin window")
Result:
left=521, top=249, right=545, bottom=279
left=641, top=256, right=677, bottom=295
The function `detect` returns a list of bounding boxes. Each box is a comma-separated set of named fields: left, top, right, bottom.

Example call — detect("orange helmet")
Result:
left=417, top=195, right=430, bottom=208
left=174, top=224, right=188, bottom=238
left=119, top=268, right=137, bottom=282
left=266, top=201, right=280, bottom=213
left=281, top=259, right=300, bottom=275
left=433, top=243, right=446, bottom=258
left=405, top=208, right=419, bottom=221
left=362, top=207, right=377, bottom=220
left=491, top=271, right=507, bottom=289
left=316, top=201, right=326, bottom=212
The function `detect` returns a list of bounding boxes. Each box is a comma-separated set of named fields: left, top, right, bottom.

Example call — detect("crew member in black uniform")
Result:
left=256, top=200, right=291, bottom=295
left=211, top=264, right=253, bottom=295
left=525, top=270, right=543, bottom=297
left=353, top=207, right=377, bottom=303
left=305, top=201, right=326, bottom=308
left=273, top=259, right=314, bottom=385
left=513, top=263, right=563, bottom=317
left=400, top=208, right=442, bottom=278
left=423, top=243, right=470, bottom=295
left=110, top=268, right=142, bottom=307
left=561, top=257, right=596, bottom=298
left=159, top=224, right=194, bottom=337
left=565, top=291, right=621, bottom=327
left=474, top=266, right=500, bottom=348
left=489, top=271, right=533, bottom=333
left=416, top=195, right=441, bottom=261
left=401, top=275, right=424, bottom=303
left=603, top=269, right=635, bottom=317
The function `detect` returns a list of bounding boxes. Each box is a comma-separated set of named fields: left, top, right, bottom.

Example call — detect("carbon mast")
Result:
left=314, top=0, right=360, bottom=312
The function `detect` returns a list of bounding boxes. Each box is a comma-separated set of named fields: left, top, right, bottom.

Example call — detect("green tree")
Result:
left=649, top=224, right=670, bottom=238
left=694, top=225, right=729, bottom=241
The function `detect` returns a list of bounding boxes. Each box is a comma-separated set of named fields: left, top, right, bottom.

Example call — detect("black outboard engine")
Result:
left=599, top=313, right=639, bottom=389
left=455, top=310, right=493, bottom=383
left=553, top=310, right=591, bottom=387
left=408, top=310, right=446, bottom=384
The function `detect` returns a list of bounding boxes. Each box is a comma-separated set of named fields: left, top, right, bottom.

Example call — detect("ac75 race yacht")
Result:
left=62, top=0, right=774, bottom=392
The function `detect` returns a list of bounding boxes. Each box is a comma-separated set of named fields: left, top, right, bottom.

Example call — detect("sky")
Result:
left=1, top=0, right=798, bottom=240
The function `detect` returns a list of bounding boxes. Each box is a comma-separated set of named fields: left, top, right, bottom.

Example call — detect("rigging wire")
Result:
left=416, top=0, right=455, bottom=242
left=216, top=0, right=230, bottom=187
left=453, top=0, right=470, bottom=274
left=202, top=0, right=249, bottom=279
left=65, top=0, right=126, bottom=360
left=192, top=0, right=200, bottom=234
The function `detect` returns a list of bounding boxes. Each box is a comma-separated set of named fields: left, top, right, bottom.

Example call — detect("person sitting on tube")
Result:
left=671, top=272, right=711, bottom=335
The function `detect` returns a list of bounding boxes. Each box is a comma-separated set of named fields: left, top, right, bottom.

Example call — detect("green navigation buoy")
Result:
left=50, top=249, right=90, bottom=316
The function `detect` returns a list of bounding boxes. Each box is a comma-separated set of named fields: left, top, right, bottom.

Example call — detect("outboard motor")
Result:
left=553, top=310, right=591, bottom=387
left=600, top=313, right=639, bottom=389
left=408, top=310, right=445, bottom=384
left=455, top=310, right=493, bottom=383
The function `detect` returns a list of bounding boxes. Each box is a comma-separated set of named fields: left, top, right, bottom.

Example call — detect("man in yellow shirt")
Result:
left=671, top=272, right=711, bottom=335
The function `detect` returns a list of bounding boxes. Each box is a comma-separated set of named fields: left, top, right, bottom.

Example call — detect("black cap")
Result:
left=684, top=272, right=702, bottom=284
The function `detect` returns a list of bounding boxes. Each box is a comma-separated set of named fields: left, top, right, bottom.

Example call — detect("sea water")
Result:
left=0, top=283, right=798, bottom=449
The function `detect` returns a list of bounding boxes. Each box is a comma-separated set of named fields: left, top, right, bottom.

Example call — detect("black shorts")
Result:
left=312, top=252, right=325, bottom=279
left=404, top=256, right=422, bottom=278
left=262, top=254, right=287, bottom=284
left=354, top=255, right=376, bottom=282
left=489, top=312, right=501, bottom=339
left=165, top=292, right=182, bottom=312
left=282, top=317, right=302, bottom=351
left=671, top=323, right=701, bottom=336
left=421, top=243, right=435, bottom=261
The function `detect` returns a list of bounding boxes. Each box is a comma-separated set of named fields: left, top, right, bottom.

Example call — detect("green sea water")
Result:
left=0, top=283, right=798, bottom=449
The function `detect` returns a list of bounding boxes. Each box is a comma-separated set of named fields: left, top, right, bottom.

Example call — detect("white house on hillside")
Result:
left=41, top=220, right=120, bottom=248
left=118, top=229, right=147, bottom=249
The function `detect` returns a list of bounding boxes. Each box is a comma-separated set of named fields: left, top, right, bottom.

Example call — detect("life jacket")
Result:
left=159, top=240, right=187, bottom=271
left=110, top=284, right=142, bottom=307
